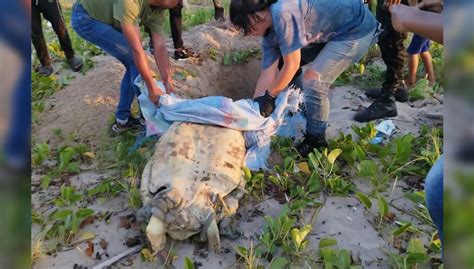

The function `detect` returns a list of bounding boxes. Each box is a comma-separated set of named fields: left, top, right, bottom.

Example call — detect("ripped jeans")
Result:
left=301, top=25, right=380, bottom=137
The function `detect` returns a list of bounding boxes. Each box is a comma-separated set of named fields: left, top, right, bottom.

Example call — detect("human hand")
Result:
left=384, top=0, right=401, bottom=10
left=148, top=84, right=163, bottom=106
left=163, top=78, right=174, bottom=94
left=254, top=90, right=276, bottom=117
left=418, top=0, right=443, bottom=13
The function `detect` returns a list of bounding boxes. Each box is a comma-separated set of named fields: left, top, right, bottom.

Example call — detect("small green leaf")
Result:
left=357, top=160, right=378, bottom=178
left=308, top=152, right=319, bottom=169
left=184, top=256, right=195, bottom=269
left=407, top=238, right=426, bottom=254
left=76, top=208, right=95, bottom=219
left=41, top=175, right=53, bottom=190
left=355, top=192, right=372, bottom=209
left=393, top=223, right=412, bottom=237
left=377, top=195, right=389, bottom=217
left=405, top=253, right=428, bottom=265
left=270, top=257, right=289, bottom=269
left=319, top=237, right=338, bottom=249
left=52, top=209, right=73, bottom=220
left=222, top=52, right=231, bottom=66
left=67, top=162, right=81, bottom=173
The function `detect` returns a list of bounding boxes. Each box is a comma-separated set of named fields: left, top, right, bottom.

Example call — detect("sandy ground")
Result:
left=32, top=23, right=442, bottom=268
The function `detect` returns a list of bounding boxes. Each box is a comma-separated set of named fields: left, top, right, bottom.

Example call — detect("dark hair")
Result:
left=230, top=0, right=277, bottom=35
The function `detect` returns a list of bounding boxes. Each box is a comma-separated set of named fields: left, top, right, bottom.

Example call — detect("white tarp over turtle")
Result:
left=136, top=76, right=303, bottom=171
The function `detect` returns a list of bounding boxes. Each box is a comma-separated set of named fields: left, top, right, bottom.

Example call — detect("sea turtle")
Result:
left=138, top=122, right=246, bottom=253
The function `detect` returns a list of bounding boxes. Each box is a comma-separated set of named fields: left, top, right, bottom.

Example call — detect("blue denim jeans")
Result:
left=425, top=155, right=444, bottom=246
left=71, top=3, right=140, bottom=122
left=302, top=25, right=381, bottom=137
left=1, top=2, right=31, bottom=168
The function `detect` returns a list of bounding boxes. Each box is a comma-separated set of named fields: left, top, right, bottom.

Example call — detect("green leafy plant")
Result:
left=41, top=185, right=95, bottom=247
left=222, top=48, right=260, bottom=65
left=389, top=238, right=428, bottom=269
left=328, top=133, right=366, bottom=166
left=32, top=143, right=51, bottom=166
left=257, top=205, right=312, bottom=263
left=308, top=148, right=353, bottom=195
left=235, top=241, right=264, bottom=269
left=318, top=237, right=361, bottom=269
left=243, top=167, right=266, bottom=199
left=87, top=178, right=126, bottom=199
left=268, top=156, right=297, bottom=192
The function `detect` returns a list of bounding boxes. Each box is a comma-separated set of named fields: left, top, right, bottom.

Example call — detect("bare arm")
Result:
left=121, top=23, right=163, bottom=104
left=151, top=32, right=174, bottom=93
left=389, top=4, right=443, bottom=44
left=268, top=49, right=301, bottom=96
left=254, top=60, right=279, bottom=98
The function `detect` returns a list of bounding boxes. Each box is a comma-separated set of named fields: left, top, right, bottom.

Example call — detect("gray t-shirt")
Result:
left=261, top=0, right=377, bottom=69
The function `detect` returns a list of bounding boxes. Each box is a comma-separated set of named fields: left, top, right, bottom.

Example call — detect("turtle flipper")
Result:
left=146, top=216, right=167, bottom=253
left=201, top=212, right=221, bottom=253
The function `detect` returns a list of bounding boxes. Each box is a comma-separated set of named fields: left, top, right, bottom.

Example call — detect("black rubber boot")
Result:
left=365, top=87, right=409, bottom=103
left=354, top=96, right=398, bottom=122
left=296, top=133, right=328, bottom=158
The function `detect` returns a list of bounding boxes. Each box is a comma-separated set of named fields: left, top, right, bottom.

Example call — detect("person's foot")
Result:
left=38, top=65, right=53, bottom=76
left=365, top=87, right=409, bottom=103
left=174, top=47, right=199, bottom=60
left=111, top=116, right=145, bottom=134
left=354, top=97, right=398, bottom=122
left=67, top=56, right=83, bottom=72
left=296, top=133, right=328, bottom=158
left=214, top=7, right=225, bottom=21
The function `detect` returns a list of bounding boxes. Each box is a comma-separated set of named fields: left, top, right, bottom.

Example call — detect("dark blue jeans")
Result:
left=1, top=1, right=31, bottom=168
left=425, top=155, right=443, bottom=248
left=71, top=3, right=140, bottom=122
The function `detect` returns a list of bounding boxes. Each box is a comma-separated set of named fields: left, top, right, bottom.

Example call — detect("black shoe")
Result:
left=214, top=7, right=225, bottom=21
left=354, top=97, right=398, bottom=122
left=67, top=56, right=83, bottom=72
left=174, top=47, right=199, bottom=60
left=111, top=117, right=144, bottom=134
left=296, top=133, right=328, bottom=158
left=38, top=65, right=53, bottom=76
left=365, top=87, right=409, bottom=103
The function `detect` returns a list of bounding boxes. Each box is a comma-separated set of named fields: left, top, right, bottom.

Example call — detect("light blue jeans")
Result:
left=302, top=25, right=381, bottom=137
left=71, top=3, right=140, bottom=122
left=425, top=155, right=443, bottom=248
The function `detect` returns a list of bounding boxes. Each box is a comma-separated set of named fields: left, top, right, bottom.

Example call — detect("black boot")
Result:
left=365, top=87, right=409, bottom=103
left=354, top=95, right=397, bottom=122
left=296, top=133, right=328, bottom=158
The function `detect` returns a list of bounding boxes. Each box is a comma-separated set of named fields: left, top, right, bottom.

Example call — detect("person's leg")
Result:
left=406, top=54, right=419, bottom=88
left=71, top=4, right=139, bottom=123
left=169, top=0, right=184, bottom=50
left=406, top=34, right=432, bottom=87
left=354, top=0, right=408, bottom=122
left=213, top=0, right=225, bottom=21
left=40, top=0, right=83, bottom=71
left=31, top=2, right=52, bottom=72
left=298, top=29, right=377, bottom=156
left=168, top=0, right=198, bottom=60
left=420, top=50, right=436, bottom=85
left=377, top=0, right=408, bottom=93
left=425, top=155, right=444, bottom=247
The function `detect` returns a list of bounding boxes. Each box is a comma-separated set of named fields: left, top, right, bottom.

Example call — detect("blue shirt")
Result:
left=261, top=0, right=377, bottom=69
